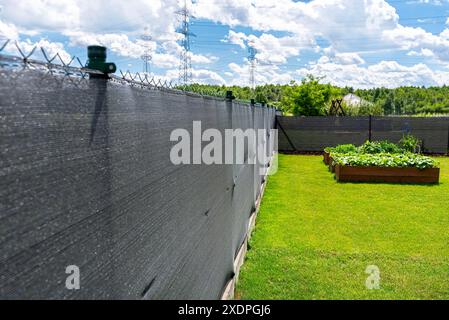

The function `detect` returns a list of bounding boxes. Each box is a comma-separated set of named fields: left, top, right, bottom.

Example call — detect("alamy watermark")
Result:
left=170, top=121, right=278, bottom=176
left=365, top=265, right=381, bottom=290
left=65, top=265, right=80, bottom=290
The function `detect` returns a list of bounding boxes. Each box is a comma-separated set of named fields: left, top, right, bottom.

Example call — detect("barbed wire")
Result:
left=0, top=39, right=101, bottom=79
left=110, top=70, right=175, bottom=91
left=0, top=39, right=274, bottom=105
left=0, top=39, right=177, bottom=91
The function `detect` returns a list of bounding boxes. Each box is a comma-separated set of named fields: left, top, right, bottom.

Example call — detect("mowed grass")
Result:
left=236, top=155, right=449, bottom=300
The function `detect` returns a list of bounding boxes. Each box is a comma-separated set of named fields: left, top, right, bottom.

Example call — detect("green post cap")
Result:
left=88, top=46, right=107, bottom=62
left=86, top=45, right=117, bottom=77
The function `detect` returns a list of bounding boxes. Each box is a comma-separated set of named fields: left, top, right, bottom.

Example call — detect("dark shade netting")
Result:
left=277, top=116, right=449, bottom=153
left=371, top=117, right=449, bottom=154
left=0, top=69, right=276, bottom=299
left=277, top=116, right=370, bottom=152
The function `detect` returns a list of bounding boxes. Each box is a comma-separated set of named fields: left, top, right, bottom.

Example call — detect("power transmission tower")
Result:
left=248, top=44, right=257, bottom=90
left=140, top=26, right=153, bottom=74
left=176, top=0, right=196, bottom=85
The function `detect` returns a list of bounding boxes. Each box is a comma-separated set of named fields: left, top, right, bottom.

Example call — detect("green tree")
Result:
left=291, top=75, right=338, bottom=116
left=178, top=80, right=449, bottom=117
left=383, top=92, right=395, bottom=115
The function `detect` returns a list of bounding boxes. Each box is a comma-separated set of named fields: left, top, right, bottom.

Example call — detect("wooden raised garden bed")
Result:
left=328, top=156, right=336, bottom=173
left=323, top=151, right=330, bottom=165
left=335, top=165, right=440, bottom=184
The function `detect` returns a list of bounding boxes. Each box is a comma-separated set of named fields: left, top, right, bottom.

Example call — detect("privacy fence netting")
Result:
left=277, top=116, right=449, bottom=154
left=0, top=66, right=276, bottom=299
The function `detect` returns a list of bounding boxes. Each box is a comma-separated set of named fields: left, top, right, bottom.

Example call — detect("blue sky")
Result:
left=3, top=0, right=449, bottom=88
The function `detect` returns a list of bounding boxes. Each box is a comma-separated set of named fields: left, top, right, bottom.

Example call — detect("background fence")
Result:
left=0, top=64, right=276, bottom=299
left=277, top=115, right=449, bottom=154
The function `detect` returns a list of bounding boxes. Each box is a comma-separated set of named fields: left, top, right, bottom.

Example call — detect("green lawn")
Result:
left=236, top=155, right=449, bottom=300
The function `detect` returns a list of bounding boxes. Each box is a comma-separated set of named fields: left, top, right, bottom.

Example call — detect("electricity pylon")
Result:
left=141, top=26, right=153, bottom=74
left=176, top=0, right=196, bottom=85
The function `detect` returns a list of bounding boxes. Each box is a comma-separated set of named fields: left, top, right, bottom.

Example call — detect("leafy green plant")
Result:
left=324, top=144, right=357, bottom=154
left=331, top=153, right=438, bottom=170
left=326, top=140, right=405, bottom=156
left=378, top=141, right=404, bottom=154
left=358, top=140, right=404, bottom=154
left=357, top=141, right=384, bottom=154
left=399, top=134, right=422, bottom=153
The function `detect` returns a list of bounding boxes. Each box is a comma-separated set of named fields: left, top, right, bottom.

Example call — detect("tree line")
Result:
left=179, top=75, right=449, bottom=116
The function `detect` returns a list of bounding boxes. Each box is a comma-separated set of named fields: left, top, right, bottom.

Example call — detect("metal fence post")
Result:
left=369, top=115, right=372, bottom=142
left=225, top=91, right=235, bottom=115
left=447, top=121, right=449, bottom=154
left=226, top=90, right=235, bottom=103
